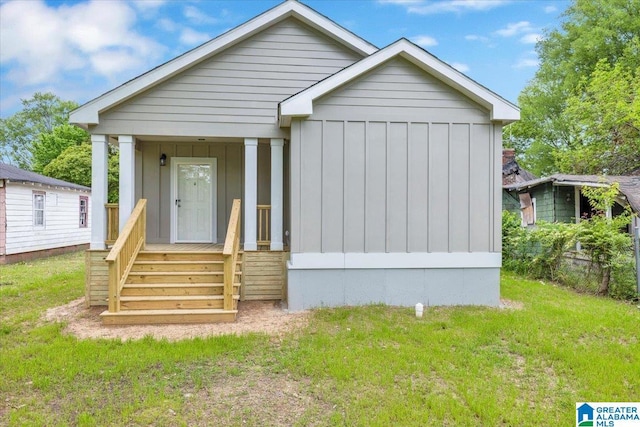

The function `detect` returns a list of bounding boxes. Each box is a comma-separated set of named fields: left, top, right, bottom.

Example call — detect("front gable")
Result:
left=310, top=57, right=490, bottom=123
left=91, top=18, right=364, bottom=139
left=70, top=0, right=376, bottom=132
left=280, top=39, right=519, bottom=125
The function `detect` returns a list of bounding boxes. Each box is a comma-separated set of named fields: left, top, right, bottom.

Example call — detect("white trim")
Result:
left=280, top=39, right=519, bottom=126
left=288, top=252, right=502, bottom=269
left=69, top=0, right=376, bottom=126
left=90, top=134, right=108, bottom=249
left=270, top=138, right=284, bottom=251
left=170, top=157, right=217, bottom=243
left=244, top=138, right=258, bottom=251
left=118, top=135, right=135, bottom=232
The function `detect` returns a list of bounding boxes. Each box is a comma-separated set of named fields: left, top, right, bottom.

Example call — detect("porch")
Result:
left=87, top=198, right=288, bottom=325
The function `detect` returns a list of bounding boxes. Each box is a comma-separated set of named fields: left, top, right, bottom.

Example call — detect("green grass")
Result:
left=1, top=254, right=638, bottom=426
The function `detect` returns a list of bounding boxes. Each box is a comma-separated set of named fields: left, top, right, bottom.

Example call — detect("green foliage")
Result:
left=503, top=211, right=579, bottom=280
left=507, top=0, right=640, bottom=175
left=32, top=123, right=89, bottom=173
left=43, top=143, right=120, bottom=202
left=0, top=92, right=78, bottom=169
left=555, top=57, right=640, bottom=174
left=502, top=204, right=635, bottom=299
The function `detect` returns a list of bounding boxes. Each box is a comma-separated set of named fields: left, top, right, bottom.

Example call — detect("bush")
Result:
left=502, top=210, right=638, bottom=301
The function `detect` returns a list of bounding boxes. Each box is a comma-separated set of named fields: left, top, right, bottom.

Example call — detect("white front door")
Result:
left=171, top=158, right=217, bottom=243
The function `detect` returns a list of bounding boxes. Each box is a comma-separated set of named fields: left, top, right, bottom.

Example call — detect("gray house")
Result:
left=71, top=0, right=519, bottom=324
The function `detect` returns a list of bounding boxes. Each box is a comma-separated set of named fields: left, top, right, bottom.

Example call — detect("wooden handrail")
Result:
left=223, top=199, right=241, bottom=311
left=105, top=203, right=119, bottom=245
left=105, top=199, right=147, bottom=313
left=257, top=204, right=271, bottom=248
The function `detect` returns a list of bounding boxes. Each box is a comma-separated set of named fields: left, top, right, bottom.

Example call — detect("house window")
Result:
left=33, top=191, right=45, bottom=227
left=79, top=196, right=88, bottom=228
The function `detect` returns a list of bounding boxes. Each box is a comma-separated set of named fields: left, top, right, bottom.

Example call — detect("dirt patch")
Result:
left=500, top=298, right=524, bottom=310
left=44, top=298, right=310, bottom=341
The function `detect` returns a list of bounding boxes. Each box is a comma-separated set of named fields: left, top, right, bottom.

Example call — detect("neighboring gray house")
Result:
left=0, top=162, right=91, bottom=264
left=71, top=0, right=519, bottom=322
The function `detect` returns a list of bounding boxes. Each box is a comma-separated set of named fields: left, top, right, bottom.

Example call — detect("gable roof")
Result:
left=279, top=38, right=520, bottom=126
left=504, top=173, right=640, bottom=214
left=0, top=162, right=90, bottom=192
left=69, top=0, right=377, bottom=127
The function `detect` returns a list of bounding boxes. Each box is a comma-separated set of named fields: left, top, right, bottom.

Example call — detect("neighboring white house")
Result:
left=71, top=0, right=519, bottom=312
left=0, top=162, right=91, bottom=264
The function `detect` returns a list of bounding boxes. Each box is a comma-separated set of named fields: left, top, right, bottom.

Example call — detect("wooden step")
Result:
left=119, top=295, right=240, bottom=310
left=125, top=271, right=241, bottom=284
left=122, top=283, right=235, bottom=296
left=131, top=260, right=242, bottom=272
left=100, top=308, right=238, bottom=325
left=136, top=251, right=242, bottom=262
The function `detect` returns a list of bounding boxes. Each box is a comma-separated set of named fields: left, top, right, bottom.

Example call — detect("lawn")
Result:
left=1, top=252, right=638, bottom=426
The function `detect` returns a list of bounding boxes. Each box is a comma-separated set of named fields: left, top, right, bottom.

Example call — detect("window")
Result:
left=33, top=191, right=45, bottom=227
left=79, top=196, right=88, bottom=228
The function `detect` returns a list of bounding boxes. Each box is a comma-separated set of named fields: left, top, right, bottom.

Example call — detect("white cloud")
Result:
left=389, top=0, right=510, bottom=15
left=449, top=62, right=470, bottom=72
left=131, top=0, right=166, bottom=11
left=465, top=34, right=490, bottom=43
left=183, top=5, right=218, bottom=25
left=0, top=0, right=163, bottom=86
left=412, top=35, right=438, bottom=47
left=179, top=28, right=211, bottom=46
left=544, top=5, right=557, bottom=13
left=157, top=18, right=178, bottom=32
left=520, top=33, right=541, bottom=44
left=495, top=21, right=533, bottom=37
left=513, top=58, right=539, bottom=68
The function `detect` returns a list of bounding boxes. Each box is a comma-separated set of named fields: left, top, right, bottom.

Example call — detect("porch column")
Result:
left=244, top=138, right=258, bottom=250
left=118, top=135, right=135, bottom=232
left=270, top=138, right=284, bottom=250
left=90, top=134, right=108, bottom=249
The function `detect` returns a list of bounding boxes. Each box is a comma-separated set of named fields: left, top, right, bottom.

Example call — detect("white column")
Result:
left=244, top=138, right=258, bottom=251
left=270, top=138, right=284, bottom=250
left=90, top=134, right=108, bottom=249
left=118, top=135, right=135, bottom=232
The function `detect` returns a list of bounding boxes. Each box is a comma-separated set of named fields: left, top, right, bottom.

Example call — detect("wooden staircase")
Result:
left=100, top=250, right=242, bottom=325
left=100, top=198, right=243, bottom=326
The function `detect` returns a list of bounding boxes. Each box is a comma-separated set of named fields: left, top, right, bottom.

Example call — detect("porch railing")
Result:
left=223, top=199, right=241, bottom=310
left=105, top=199, right=147, bottom=313
left=105, top=203, right=119, bottom=246
left=257, top=204, right=271, bottom=248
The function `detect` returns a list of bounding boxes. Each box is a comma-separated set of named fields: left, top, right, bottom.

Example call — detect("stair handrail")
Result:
left=223, top=199, right=241, bottom=310
left=105, top=199, right=147, bottom=313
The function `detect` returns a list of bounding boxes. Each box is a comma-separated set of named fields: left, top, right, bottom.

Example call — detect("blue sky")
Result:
left=0, top=0, right=570, bottom=117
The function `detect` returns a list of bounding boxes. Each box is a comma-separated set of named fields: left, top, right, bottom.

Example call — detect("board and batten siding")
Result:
left=4, top=183, right=91, bottom=254
left=290, top=57, right=503, bottom=255
left=91, top=18, right=362, bottom=139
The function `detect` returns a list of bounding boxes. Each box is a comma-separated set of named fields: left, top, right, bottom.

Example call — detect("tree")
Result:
left=0, top=92, right=79, bottom=169
left=506, top=0, right=640, bottom=176
left=578, top=183, right=633, bottom=295
left=32, top=124, right=89, bottom=173
left=44, top=143, right=120, bottom=203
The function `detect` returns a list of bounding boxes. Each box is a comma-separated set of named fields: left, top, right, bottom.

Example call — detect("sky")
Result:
left=0, top=0, right=571, bottom=118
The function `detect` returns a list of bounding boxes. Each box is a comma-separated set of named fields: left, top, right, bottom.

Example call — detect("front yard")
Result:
left=1, top=252, right=638, bottom=426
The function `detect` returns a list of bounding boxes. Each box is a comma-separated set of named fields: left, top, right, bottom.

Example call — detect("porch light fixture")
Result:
left=160, top=153, right=167, bottom=166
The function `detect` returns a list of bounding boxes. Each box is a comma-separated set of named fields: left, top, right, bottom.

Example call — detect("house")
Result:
left=70, top=0, right=519, bottom=324
left=503, top=173, right=640, bottom=228
left=501, top=148, right=536, bottom=221
left=0, top=162, right=91, bottom=264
